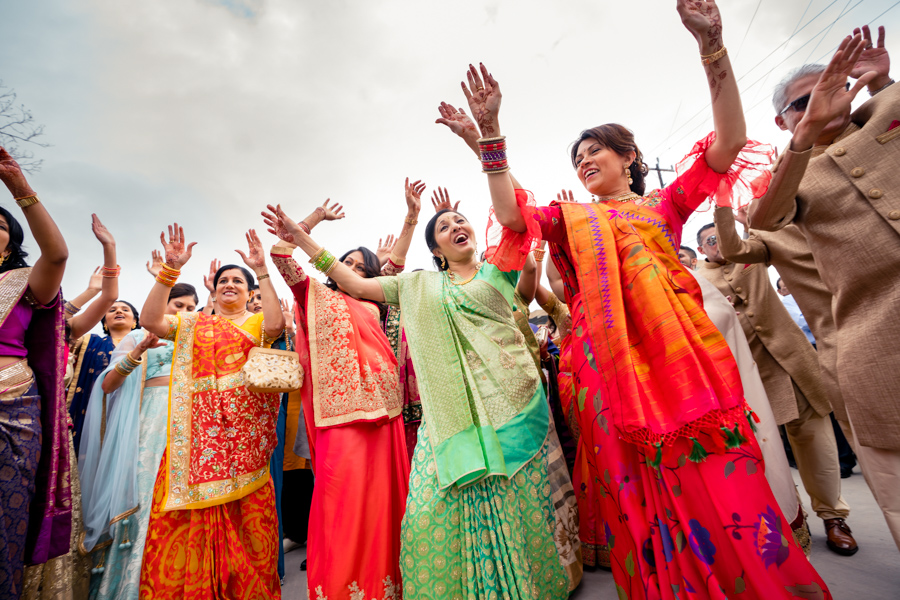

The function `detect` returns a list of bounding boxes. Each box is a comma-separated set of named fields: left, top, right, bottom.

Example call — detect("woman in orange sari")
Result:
left=137, top=223, right=285, bottom=599
left=263, top=181, right=419, bottom=600
left=463, top=2, right=833, bottom=598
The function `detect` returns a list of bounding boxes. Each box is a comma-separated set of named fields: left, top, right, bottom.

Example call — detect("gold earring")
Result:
left=131, top=322, right=137, bottom=329
left=625, top=164, right=634, bottom=186
left=440, top=254, right=447, bottom=269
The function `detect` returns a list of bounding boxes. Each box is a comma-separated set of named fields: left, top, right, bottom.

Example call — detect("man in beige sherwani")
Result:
left=696, top=222, right=856, bottom=555
left=749, top=27, right=900, bottom=550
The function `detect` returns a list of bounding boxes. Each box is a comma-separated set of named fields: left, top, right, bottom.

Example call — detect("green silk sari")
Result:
left=377, top=263, right=549, bottom=490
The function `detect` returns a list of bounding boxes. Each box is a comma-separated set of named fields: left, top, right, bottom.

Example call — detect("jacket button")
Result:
left=755, top=325, right=763, bottom=332
left=889, top=210, right=900, bottom=220
left=851, top=167, right=865, bottom=177
left=869, top=188, right=884, bottom=199
left=747, top=311, right=755, bottom=317
left=833, top=147, right=846, bottom=156
left=736, top=287, right=743, bottom=293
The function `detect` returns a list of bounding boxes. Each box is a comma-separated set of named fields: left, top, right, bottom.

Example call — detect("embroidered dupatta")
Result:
left=0, top=268, right=71, bottom=563
left=378, top=265, right=548, bottom=490
left=305, top=282, right=402, bottom=429
left=162, top=312, right=281, bottom=511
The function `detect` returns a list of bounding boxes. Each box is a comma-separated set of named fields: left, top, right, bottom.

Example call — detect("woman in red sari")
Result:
left=263, top=180, right=420, bottom=600
left=137, top=224, right=285, bottom=599
left=461, top=2, right=833, bottom=598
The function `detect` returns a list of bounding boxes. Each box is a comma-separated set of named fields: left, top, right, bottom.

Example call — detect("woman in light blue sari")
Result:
left=78, top=283, right=198, bottom=600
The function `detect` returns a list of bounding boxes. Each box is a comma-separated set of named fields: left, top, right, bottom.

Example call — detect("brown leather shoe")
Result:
left=824, top=518, right=859, bottom=556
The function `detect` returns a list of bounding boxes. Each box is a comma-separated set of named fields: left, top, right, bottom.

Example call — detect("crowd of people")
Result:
left=1, top=1, right=898, bottom=599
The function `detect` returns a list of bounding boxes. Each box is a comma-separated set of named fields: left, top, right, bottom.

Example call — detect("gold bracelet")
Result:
left=257, top=273, right=270, bottom=281
left=533, top=249, right=545, bottom=262
left=14, top=195, right=40, bottom=209
left=477, top=135, right=507, bottom=144
left=405, top=216, right=418, bottom=225
left=701, top=46, right=727, bottom=65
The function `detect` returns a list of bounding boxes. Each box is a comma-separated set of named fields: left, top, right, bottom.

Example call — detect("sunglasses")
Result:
left=779, top=82, right=851, bottom=116
left=704, top=235, right=718, bottom=247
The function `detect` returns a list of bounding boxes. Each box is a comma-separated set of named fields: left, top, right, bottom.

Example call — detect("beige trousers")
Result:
left=784, top=384, right=850, bottom=521
left=838, top=417, right=900, bottom=551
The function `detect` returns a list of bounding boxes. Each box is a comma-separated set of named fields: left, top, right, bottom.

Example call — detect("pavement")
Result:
left=282, top=465, right=900, bottom=599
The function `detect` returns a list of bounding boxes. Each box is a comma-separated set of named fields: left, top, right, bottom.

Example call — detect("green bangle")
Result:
left=115, top=362, right=137, bottom=377
left=310, top=249, right=336, bottom=274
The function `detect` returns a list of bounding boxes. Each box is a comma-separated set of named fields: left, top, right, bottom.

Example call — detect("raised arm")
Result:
left=516, top=251, right=539, bottom=305
left=141, top=223, right=197, bottom=337
left=676, top=0, right=746, bottom=173
left=101, top=332, right=163, bottom=394
left=387, top=178, right=423, bottom=268
left=69, top=215, right=119, bottom=339
left=66, top=268, right=101, bottom=317
left=713, top=206, right=770, bottom=265
left=235, top=229, right=285, bottom=339
left=0, top=147, right=68, bottom=304
left=262, top=204, right=385, bottom=302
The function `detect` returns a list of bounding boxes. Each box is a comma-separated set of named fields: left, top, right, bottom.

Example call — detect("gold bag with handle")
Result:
left=241, top=323, right=303, bottom=394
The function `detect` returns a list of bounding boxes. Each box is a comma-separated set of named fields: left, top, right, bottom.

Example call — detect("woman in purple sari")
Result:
left=0, top=146, right=70, bottom=599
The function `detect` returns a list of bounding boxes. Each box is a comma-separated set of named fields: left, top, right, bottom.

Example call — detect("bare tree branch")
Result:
left=0, top=81, right=50, bottom=173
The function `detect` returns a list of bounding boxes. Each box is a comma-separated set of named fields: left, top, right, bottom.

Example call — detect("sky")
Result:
left=3, top=0, right=899, bottom=329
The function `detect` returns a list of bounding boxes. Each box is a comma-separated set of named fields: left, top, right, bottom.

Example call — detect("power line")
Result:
left=805, top=0, right=854, bottom=63
left=736, top=0, right=765, bottom=59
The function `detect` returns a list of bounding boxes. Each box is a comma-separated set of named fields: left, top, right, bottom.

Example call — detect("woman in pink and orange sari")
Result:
left=265, top=182, right=421, bottom=600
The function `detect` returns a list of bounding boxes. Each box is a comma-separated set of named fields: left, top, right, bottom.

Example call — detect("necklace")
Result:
left=219, top=310, right=249, bottom=323
left=447, top=262, right=483, bottom=286
left=593, top=190, right=640, bottom=204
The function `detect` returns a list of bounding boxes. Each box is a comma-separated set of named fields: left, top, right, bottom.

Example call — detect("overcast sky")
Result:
left=3, top=0, right=899, bottom=328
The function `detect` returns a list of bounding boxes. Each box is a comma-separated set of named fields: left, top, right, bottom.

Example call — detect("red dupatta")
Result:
left=163, top=312, right=281, bottom=511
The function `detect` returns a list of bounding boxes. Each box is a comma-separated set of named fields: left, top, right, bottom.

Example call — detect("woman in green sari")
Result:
left=262, top=203, right=569, bottom=599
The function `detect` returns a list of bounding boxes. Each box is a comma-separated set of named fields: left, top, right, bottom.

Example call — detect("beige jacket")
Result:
left=697, top=253, right=830, bottom=425
left=713, top=206, right=844, bottom=420
left=749, top=82, right=900, bottom=450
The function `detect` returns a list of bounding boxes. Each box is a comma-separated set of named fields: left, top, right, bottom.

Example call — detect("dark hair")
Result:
left=169, top=283, right=199, bottom=305
left=0, top=206, right=30, bottom=273
left=425, top=209, right=470, bottom=271
left=213, top=264, right=255, bottom=289
left=248, top=284, right=260, bottom=293
left=325, top=247, right=381, bottom=291
left=679, top=245, right=697, bottom=260
left=547, top=314, right=558, bottom=335
left=570, top=124, right=650, bottom=196
left=697, top=223, right=716, bottom=247
left=100, top=299, right=140, bottom=335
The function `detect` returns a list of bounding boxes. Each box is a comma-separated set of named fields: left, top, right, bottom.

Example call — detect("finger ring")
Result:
left=866, top=43, right=873, bottom=49
left=476, top=86, right=485, bottom=91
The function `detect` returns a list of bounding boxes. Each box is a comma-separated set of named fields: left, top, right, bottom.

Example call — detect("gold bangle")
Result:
left=388, top=254, right=405, bottom=267
left=533, top=249, right=545, bottom=262
left=405, top=216, right=418, bottom=225
left=477, top=135, right=507, bottom=144
left=701, top=46, right=727, bottom=65
left=14, top=195, right=40, bottom=209
left=257, top=273, right=270, bottom=281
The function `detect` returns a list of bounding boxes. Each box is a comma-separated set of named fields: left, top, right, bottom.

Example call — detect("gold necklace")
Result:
left=447, top=262, right=483, bottom=286
left=219, top=310, right=249, bottom=323
left=593, top=190, right=640, bottom=204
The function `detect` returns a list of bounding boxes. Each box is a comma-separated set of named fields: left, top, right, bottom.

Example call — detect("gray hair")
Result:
left=772, top=64, right=827, bottom=113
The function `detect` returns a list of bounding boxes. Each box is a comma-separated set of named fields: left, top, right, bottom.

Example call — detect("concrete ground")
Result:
left=282, top=466, right=899, bottom=599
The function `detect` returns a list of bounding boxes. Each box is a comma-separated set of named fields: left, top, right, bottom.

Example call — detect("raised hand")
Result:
left=280, top=298, right=296, bottom=336
left=850, top=25, right=890, bottom=81
left=202, top=259, right=221, bottom=294
left=320, top=199, right=346, bottom=221
left=436, top=102, right=480, bottom=142
left=87, top=267, right=102, bottom=292
left=735, top=205, right=749, bottom=227
left=803, top=35, right=876, bottom=131
left=375, top=234, right=396, bottom=264
left=0, top=146, right=34, bottom=198
left=90, top=214, right=115, bottom=246
left=236, top=229, right=266, bottom=271
left=461, top=63, right=502, bottom=137
left=134, top=332, right=165, bottom=355
left=431, top=187, right=459, bottom=212
left=405, top=178, right=425, bottom=214
left=262, top=204, right=305, bottom=245
left=677, top=0, right=723, bottom=52
left=146, top=250, right=163, bottom=277
left=556, top=189, right=575, bottom=203
left=159, top=222, right=196, bottom=269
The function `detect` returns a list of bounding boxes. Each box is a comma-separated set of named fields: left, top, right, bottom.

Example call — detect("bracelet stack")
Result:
left=64, top=301, right=82, bottom=318
left=309, top=248, right=338, bottom=275
left=156, top=263, right=180, bottom=288
left=478, top=136, right=509, bottom=174
left=405, top=216, right=418, bottom=226
left=299, top=221, right=312, bottom=234
left=701, top=46, right=728, bottom=66
left=14, top=195, right=40, bottom=209
left=114, top=353, right=143, bottom=377
left=102, top=265, right=121, bottom=278
left=533, top=249, right=546, bottom=262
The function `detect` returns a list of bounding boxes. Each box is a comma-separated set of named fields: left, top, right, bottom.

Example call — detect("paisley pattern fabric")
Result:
left=89, top=385, right=169, bottom=600
left=138, top=455, right=279, bottom=600
left=0, top=377, right=42, bottom=598
left=400, top=422, right=569, bottom=600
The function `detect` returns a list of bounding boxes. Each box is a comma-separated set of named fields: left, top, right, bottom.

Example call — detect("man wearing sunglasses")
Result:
left=750, top=26, right=900, bottom=552
left=696, top=220, right=850, bottom=555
